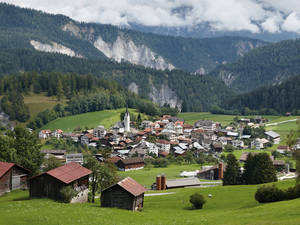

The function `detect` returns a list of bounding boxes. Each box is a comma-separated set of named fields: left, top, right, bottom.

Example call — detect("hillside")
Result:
left=210, top=39, right=300, bottom=93
left=0, top=55, right=234, bottom=112
left=0, top=3, right=266, bottom=73
left=0, top=180, right=299, bottom=225
left=223, top=75, right=300, bottom=114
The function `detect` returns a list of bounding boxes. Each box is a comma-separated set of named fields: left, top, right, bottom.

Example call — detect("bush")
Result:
left=60, top=186, right=78, bottom=203
left=255, top=184, right=300, bottom=203
left=190, top=193, right=206, bottom=209
left=151, top=158, right=169, bottom=168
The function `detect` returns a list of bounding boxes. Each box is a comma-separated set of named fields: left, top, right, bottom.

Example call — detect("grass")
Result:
left=119, top=164, right=201, bottom=188
left=23, top=93, right=66, bottom=119
left=0, top=180, right=299, bottom=225
left=221, top=149, right=271, bottom=160
left=40, top=108, right=146, bottom=132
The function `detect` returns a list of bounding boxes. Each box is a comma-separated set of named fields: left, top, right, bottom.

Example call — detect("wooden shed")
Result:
left=0, top=162, right=29, bottom=196
left=116, top=157, right=145, bottom=171
left=29, top=162, right=92, bottom=203
left=101, top=177, right=147, bottom=210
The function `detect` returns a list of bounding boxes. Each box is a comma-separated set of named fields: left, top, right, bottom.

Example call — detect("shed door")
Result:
left=12, top=176, right=21, bottom=190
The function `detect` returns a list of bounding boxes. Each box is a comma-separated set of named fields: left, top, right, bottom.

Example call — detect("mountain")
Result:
left=130, top=23, right=300, bottom=43
left=210, top=39, right=300, bottom=93
left=0, top=3, right=266, bottom=73
left=0, top=48, right=234, bottom=112
left=223, top=75, right=300, bottom=114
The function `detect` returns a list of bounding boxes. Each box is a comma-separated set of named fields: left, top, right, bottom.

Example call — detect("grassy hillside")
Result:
left=40, top=108, right=147, bottom=132
left=0, top=180, right=299, bottom=225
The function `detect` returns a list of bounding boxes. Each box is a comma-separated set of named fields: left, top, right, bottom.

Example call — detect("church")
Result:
left=111, top=106, right=130, bottom=133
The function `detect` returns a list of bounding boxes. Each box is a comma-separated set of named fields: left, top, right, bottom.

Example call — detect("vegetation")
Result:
left=0, top=126, right=43, bottom=176
left=59, top=186, right=78, bottom=203
left=189, top=193, right=206, bottom=209
left=223, top=154, right=241, bottom=185
left=42, top=156, right=62, bottom=172
left=0, top=180, right=299, bottom=225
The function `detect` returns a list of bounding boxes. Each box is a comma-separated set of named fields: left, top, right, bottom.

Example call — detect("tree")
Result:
left=224, top=144, right=234, bottom=152
left=223, top=154, right=241, bottom=185
left=84, top=156, right=118, bottom=203
left=0, top=135, right=16, bottom=162
left=56, top=79, right=64, bottom=101
left=242, top=153, right=256, bottom=184
left=287, top=121, right=300, bottom=183
left=8, top=126, right=43, bottom=176
left=43, top=156, right=62, bottom=172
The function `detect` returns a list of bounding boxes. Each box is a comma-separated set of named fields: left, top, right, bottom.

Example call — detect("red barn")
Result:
left=0, top=162, right=29, bottom=196
left=29, top=162, right=91, bottom=203
left=115, top=158, right=144, bottom=171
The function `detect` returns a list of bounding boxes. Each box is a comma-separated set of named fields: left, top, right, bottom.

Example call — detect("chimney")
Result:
left=161, top=175, right=166, bottom=190
left=218, top=163, right=224, bottom=180
left=156, top=175, right=162, bottom=190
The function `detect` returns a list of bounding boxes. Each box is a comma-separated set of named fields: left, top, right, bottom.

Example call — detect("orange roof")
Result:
left=192, top=129, right=204, bottom=133
left=170, top=141, right=179, bottom=145
left=110, top=156, right=122, bottom=164
left=144, top=128, right=152, bottom=133
left=156, top=139, right=170, bottom=144
left=0, top=162, right=14, bottom=178
left=46, top=162, right=92, bottom=184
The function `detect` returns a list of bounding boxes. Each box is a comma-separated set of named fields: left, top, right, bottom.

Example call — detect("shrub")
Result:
left=60, top=186, right=78, bottom=203
left=151, top=158, right=169, bottom=168
left=190, top=193, right=206, bottom=209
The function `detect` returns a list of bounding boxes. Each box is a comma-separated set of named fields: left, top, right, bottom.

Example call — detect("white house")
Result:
left=93, top=125, right=106, bottom=138
left=265, top=131, right=280, bottom=144
left=156, top=139, right=171, bottom=153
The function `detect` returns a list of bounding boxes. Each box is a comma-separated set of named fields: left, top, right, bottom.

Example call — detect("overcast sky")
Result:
left=2, top=0, right=300, bottom=33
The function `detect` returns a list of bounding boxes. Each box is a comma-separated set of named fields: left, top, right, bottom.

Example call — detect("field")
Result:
left=0, top=179, right=299, bottom=225
left=23, top=93, right=66, bottom=119
left=179, top=112, right=236, bottom=126
left=120, top=164, right=201, bottom=188
left=40, top=108, right=146, bottom=132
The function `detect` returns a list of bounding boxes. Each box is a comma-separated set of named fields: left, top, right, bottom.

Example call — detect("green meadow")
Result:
left=0, top=179, right=299, bottom=225
left=40, top=108, right=146, bottom=132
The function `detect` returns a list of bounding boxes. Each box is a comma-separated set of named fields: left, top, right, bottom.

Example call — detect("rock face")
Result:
left=128, top=82, right=139, bottom=95
left=217, top=70, right=236, bottom=87
left=30, top=40, right=83, bottom=58
left=235, top=40, right=261, bottom=57
left=94, top=35, right=175, bottom=71
left=148, top=84, right=182, bottom=111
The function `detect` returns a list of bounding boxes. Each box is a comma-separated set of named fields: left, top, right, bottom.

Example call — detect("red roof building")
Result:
left=101, top=177, right=147, bottom=210
left=29, top=162, right=92, bottom=203
left=0, top=162, right=29, bottom=196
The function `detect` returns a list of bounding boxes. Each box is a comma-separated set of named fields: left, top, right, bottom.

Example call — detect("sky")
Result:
left=2, top=0, right=300, bottom=33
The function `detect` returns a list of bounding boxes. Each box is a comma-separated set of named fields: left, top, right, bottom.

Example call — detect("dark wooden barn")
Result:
left=29, top=162, right=92, bottom=203
left=0, top=162, right=29, bottom=196
left=115, top=157, right=144, bottom=171
left=101, top=177, right=147, bottom=210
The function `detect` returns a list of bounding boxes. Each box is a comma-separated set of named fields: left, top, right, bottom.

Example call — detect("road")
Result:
left=266, top=118, right=299, bottom=127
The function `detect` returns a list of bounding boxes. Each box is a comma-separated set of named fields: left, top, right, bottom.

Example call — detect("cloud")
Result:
left=2, top=0, right=300, bottom=33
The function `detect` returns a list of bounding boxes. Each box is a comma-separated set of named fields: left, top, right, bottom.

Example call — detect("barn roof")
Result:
left=119, top=157, right=144, bottom=165
left=117, top=177, right=147, bottom=196
left=166, top=177, right=201, bottom=188
left=0, top=162, right=29, bottom=178
left=0, top=162, right=14, bottom=178
left=46, top=162, right=92, bottom=184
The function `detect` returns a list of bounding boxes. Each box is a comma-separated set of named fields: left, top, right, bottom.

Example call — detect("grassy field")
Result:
left=0, top=180, right=299, bottom=225
left=221, top=149, right=271, bottom=160
left=120, top=164, right=201, bottom=188
left=40, top=108, right=146, bottom=132
left=23, top=93, right=66, bottom=119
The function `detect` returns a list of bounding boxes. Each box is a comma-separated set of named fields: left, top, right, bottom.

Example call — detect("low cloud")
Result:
left=3, top=0, right=300, bottom=33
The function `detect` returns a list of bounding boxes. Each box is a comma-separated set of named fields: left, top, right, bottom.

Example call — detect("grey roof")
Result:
left=166, top=177, right=200, bottom=188
left=112, top=121, right=125, bottom=129
left=265, top=131, right=280, bottom=139
left=194, top=120, right=213, bottom=128
left=174, top=149, right=185, bottom=155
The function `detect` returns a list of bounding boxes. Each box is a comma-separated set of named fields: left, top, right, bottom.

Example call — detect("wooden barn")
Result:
left=115, top=157, right=144, bottom=171
left=29, top=162, right=91, bottom=203
left=101, top=177, right=147, bottom=210
left=0, top=162, right=29, bottom=196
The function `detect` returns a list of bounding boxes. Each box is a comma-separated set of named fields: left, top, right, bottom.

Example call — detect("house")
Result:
left=93, top=125, right=106, bottom=138
left=211, top=142, right=223, bottom=152
left=156, top=139, right=171, bottom=153
left=0, top=162, right=29, bottom=196
left=239, top=152, right=274, bottom=163
left=129, top=148, right=146, bottom=158
left=141, top=120, right=152, bottom=129
left=165, top=177, right=201, bottom=189
left=101, top=177, right=146, bottom=210
left=273, top=160, right=286, bottom=172
left=70, top=133, right=81, bottom=143
left=66, top=153, right=83, bottom=164
left=197, top=163, right=224, bottom=180
left=158, top=151, right=169, bottom=157
left=81, top=133, right=92, bottom=145
left=277, top=146, right=290, bottom=154
left=265, top=131, right=281, bottom=144
left=251, top=138, right=269, bottom=149
left=38, top=130, right=51, bottom=139
left=116, top=158, right=145, bottom=171
left=194, top=120, right=216, bottom=131
left=231, top=140, right=244, bottom=149
left=29, top=162, right=91, bottom=203
left=52, top=129, right=63, bottom=139
left=41, top=149, right=66, bottom=163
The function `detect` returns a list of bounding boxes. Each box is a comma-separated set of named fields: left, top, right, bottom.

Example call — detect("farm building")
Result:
left=115, top=157, right=144, bottom=171
left=0, top=162, right=29, bottom=196
left=101, top=177, right=147, bottom=211
left=29, top=162, right=91, bottom=203
left=197, top=163, right=224, bottom=180
left=165, top=177, right=201, bottom=189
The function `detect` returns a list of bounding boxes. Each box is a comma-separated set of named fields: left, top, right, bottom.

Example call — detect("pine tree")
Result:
left=56, top=79, right=64, bottom=101
left=223, top=154, right=241, bottom=185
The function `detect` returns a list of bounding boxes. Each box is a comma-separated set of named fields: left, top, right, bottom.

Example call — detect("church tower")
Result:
left=124, top=105, right=130, bottom=132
